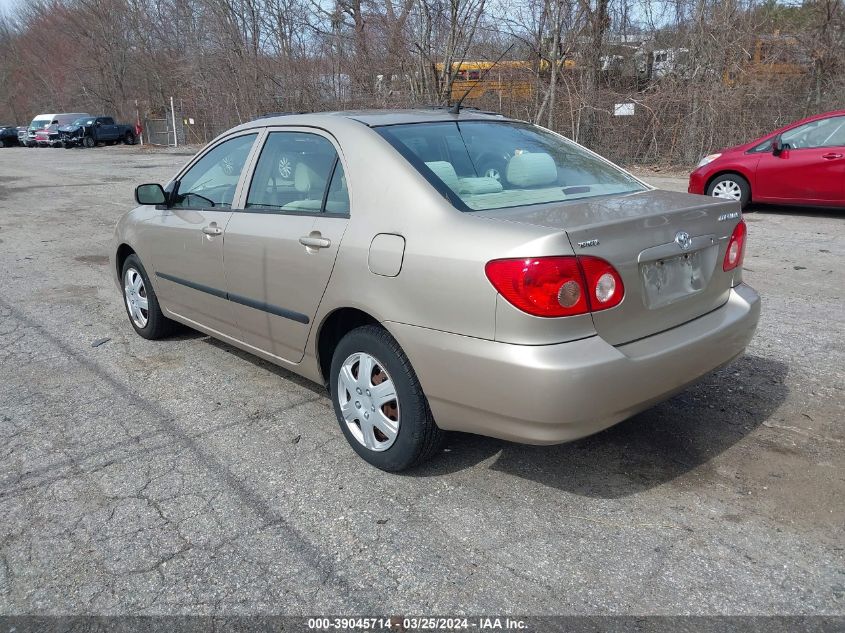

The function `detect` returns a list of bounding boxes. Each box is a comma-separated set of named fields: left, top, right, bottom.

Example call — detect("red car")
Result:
left=689, top=109, right=845, bottom=209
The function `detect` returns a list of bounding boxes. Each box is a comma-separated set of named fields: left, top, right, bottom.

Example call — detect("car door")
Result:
left=223, top=128, right=350, bottom=363
left=145, top=131, right=260, bottom=337
left=754, top=115, right=845, bottom=203
left=98, top=117, right=117, bottom=140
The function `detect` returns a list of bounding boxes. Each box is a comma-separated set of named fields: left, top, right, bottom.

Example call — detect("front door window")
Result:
left=172, top=133, right=257, bottom=209
left=781, top=116, right=845, bottom=150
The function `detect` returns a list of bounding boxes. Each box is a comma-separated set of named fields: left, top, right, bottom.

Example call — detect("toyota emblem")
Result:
left=675, top=231, right=692, bottom=250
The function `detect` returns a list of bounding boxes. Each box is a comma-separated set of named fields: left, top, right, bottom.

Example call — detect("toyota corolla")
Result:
left=112, top=109, right=760, bottom=471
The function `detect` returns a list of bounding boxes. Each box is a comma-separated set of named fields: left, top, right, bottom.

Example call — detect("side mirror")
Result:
left=135, top=183, right=167, bottom=205
left=772, top=136, right=784, bottom=156
left=95, top=121, right=102, bottom=126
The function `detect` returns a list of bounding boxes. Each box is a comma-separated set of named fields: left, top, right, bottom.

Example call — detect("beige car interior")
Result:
left=426, top=152, right=630, bottom=210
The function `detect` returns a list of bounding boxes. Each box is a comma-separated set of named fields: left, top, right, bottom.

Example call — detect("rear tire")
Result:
left=123, top=131, right=136, bottom=145
left=706, top=173, right=750, bottom=209
left=121, top=254, right=174, bottom=340
left=329, top=325, right=444, bottom=471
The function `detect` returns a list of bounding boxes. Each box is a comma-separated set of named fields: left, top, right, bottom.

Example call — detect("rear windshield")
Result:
left=376, top=121, right=645, bottom=211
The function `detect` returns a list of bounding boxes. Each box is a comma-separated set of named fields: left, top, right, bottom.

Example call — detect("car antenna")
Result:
left=448, top=44, right=515, bottom=116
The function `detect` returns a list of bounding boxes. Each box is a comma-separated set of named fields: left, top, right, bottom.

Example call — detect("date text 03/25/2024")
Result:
left=306, top=617, right=528, bottom=630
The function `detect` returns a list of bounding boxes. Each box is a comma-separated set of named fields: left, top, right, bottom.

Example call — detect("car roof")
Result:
left=236, top=108, right=509, bottom=131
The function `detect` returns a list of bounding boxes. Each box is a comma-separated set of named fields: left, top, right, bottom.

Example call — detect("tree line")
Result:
left=0, top=0, right=842, bottom=165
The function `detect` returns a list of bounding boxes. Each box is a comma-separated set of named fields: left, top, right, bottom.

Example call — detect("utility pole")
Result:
left=170, top=96, right=178, bottom=148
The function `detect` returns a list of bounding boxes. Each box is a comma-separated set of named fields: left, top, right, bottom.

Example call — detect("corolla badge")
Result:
left=674, top=231, right=692, bottom=250
left=577, top=239, right=600, bottom=248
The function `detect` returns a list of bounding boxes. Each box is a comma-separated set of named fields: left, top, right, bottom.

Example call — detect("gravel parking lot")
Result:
left=0, top=145, right=842, bottom=616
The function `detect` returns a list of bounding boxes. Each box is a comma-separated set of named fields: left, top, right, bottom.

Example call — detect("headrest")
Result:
left=458, top=177, right=503, bottom=195
left=425, top=161, right=460, bottom=191
left=294, top=162, right=325, bottom=193
left=506, top=152, right=557, bottom=188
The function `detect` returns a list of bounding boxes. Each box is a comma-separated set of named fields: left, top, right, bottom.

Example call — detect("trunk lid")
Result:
left=477, top=190, right=743, bottom=346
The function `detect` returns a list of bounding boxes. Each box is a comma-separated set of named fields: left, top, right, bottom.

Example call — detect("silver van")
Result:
left=24, top=113, right=56, bottom=146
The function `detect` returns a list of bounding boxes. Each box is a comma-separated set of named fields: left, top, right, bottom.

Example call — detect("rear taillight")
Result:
left=579, top=256, right=625, bottom=311
left=485, top=256, right=624, bottom=318
left=485, top=257, right=589, bottom=317
left=723, top=220, right=747, bottom=271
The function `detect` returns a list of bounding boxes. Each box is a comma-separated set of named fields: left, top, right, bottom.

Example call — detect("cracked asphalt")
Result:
left=0, top=146, right=842, bottom=615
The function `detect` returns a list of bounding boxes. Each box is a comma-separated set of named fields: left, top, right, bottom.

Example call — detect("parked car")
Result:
left=59, top=115, right=137, bottom=148
left=112, top=110, right=760, bottom=471
left=24, top=113, right=56, bottom=147
left=689, top=109, right=845, bottom=208
left=34, top=124, right=60, bottom=147
left=28, top=112, right=91, bottom=147
left=0, top=124, right=21, bottom=147
left=16, top=126, right=28, bottom=146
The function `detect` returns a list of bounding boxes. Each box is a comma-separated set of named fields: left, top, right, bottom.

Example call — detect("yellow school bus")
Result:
left=435, top=60, right=571, bottom=100
left=723, top=33, right=808, bottom=85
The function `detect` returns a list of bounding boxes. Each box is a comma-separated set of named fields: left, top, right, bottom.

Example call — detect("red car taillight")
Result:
left=578, top=256, right=625, bottom=311
left=723, top=220, right=747, bottom=271
left=485, top=256, right=624, bottom=318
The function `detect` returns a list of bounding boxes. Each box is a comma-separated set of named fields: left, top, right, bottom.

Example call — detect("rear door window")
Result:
left=245, top=132, right=342, bottom=214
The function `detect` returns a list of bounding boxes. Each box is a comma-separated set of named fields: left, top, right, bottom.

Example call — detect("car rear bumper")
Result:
left=386, top=283, right=761, bottom=444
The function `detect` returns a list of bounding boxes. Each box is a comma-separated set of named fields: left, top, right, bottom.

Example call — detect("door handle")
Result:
left=299, top=235, right=331, bottom=249
left=202, top=223, right=223, bottom=236
left=822, top=153, right=843, bottom=160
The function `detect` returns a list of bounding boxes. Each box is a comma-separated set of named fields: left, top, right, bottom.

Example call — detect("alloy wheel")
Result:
left=124, top=268, right=149, bottom=328
left=484, top=167, right=501, bottom=181
left=278, top=155, right=293, bottom=179
left=337, top=352, right=400, bottom=451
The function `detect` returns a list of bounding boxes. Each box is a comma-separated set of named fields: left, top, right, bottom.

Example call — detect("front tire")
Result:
left=121, top=254, right=174, bottom=339
left=83, top=136, right=96, bottom=148
left=707, top=173, right=750, bottom=208
left=329, top=325, right=444, bottom=471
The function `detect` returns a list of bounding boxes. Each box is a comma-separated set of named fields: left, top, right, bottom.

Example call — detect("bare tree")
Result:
left=0, top=0, right=841, bottom=164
